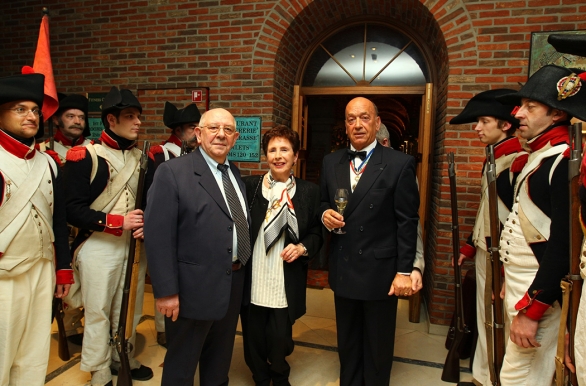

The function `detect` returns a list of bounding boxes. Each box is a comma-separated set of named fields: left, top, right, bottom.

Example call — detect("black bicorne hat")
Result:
left=497, top=65, right=586, bottom=122
left=101, top=86, right=142, bottom=125
left=450, top=89, right=520, bottom=127
left=548, top=33, right=586, bottom=58
left=0, top=73, right=46, bottom=139
left=163, top=102, right=202, bottom=130
left=54, top=93, right=91, bottom=137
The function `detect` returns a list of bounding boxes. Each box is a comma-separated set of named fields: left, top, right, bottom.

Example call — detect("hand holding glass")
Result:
left=333, top=189, right=348, bottom=234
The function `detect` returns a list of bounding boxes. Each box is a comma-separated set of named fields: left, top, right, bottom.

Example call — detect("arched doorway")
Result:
left=290, top=21, right=436, bottom=321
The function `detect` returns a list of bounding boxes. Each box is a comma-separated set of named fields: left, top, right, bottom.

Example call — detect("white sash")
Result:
left=163, top=142, right=180, bottom=160
left=0, top=151, right=53, bottom=253
left=89, top=144, right=140, bottom=212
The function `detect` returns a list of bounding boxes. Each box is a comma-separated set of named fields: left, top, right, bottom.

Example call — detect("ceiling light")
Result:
left=350, top=54, right=355, bottom=58
left=371, top=47, right=377, bottom=51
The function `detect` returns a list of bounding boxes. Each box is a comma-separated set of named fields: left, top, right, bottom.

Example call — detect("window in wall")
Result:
left=302, top=23, right=429, bottom=87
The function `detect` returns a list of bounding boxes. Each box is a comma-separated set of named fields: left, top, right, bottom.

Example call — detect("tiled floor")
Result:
left=45, top=288, right=473, bottom=385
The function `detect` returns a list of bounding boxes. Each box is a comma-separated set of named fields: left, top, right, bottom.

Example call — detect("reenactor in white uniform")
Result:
left=546, top=32, right=586, bottom=385
left=145, top=101, right=201, bottom=347
left=496, top=65, right=586, bottom=386
left=450, top=89, right=525, bottom=386
left=63, top=86, right=152, bottom=386
left=42, top=93, right=92, bottom=346
left=0, top=73, right=73, bottom=385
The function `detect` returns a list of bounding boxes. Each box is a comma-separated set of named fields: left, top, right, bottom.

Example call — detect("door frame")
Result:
left=291, top=84, right=435, bottom=243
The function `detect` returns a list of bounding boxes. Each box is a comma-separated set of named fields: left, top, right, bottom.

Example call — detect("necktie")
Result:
left=347, top=149, right=367, bottom=160
left=217, top=164, right=251, bottom=265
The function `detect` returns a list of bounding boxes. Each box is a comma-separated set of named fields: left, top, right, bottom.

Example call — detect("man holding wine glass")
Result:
left=320, top=97, right=420, bottom=386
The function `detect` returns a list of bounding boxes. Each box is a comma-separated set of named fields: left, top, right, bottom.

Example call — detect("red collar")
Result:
left=99, top=131, right=136, bottom=150
left=494, top=137, right=522, bottom=158
left=54, top=130, right=86, bottom=147
left=527, top=125, right=570, bottom=152
left=165, top=134, right=182, bottom=147
left=0, top=130, right=36, bottom=159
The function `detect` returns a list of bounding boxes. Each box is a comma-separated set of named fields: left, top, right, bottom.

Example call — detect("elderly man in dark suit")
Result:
left=144, top=107, right=251, bottom=386
left=321, top=97, right=419, bottom=386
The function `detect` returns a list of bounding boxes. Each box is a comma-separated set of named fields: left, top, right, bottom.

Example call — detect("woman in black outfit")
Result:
left=241, top=125, right=323, bottom=386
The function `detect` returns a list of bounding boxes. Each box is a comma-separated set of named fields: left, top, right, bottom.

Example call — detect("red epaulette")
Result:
left=44, top=149, right=63, bottom=167
left=149, top=145, right=164, bottom=161
left=66, top=146, right=88, bottom=162
left=510, top=153, right=529, bottom=173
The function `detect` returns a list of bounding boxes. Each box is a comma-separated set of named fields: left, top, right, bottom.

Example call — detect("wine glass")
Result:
left=333, top=188, right=349, bottom=234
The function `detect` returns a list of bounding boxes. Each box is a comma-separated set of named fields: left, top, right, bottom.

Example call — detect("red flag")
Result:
left=22, top=13, right=59, bottom=120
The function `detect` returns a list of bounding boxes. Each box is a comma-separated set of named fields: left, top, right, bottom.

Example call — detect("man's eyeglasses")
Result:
left=201, top=125, right=236, bottom=136
left=1, top=107, right=43, bottom=118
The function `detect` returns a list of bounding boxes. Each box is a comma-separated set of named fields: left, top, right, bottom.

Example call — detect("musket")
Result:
left=485, top=145, right=506, bottom=385
left=180, top=140, right=188, bottom=156
left=51, top=297, right=70, bottom=361
left=442, top=152, right=471, bottom=383
left=555, top=122, right=582, bottom=386
left=114, top=141, right=150, bottom=386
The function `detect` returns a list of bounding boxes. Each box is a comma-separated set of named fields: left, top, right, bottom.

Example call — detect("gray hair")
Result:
left=376, top=123, right=389, bottom=142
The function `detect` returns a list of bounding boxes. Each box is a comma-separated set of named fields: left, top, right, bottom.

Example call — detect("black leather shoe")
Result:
left=111, top=364, right=153, bottom=381
left=66, top=333, right=84, bottom=346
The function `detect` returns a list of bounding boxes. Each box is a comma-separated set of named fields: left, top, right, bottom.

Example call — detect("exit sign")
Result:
left=192, top=90, right=203, bottom=102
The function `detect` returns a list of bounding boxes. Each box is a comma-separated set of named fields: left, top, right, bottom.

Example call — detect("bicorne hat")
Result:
left=163, top=102, right=202, bottom=130
left=548, top=33, right=586, bottom=58
left=450, top=89, right=520, bottom=127
left=54, top=93, right=91, bottom=137
left=101, top=86, right=142, bottom=125
left=0, top=73, right=46, bottom=139
left=497, top=65, right=586, bottom=122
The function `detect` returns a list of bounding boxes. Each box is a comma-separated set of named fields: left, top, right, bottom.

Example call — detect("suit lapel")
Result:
left=335, top=150, right=352, bottom=197
left=192, top=148, right=232, bottom=219
left=344, top=143, right=386, bottom=219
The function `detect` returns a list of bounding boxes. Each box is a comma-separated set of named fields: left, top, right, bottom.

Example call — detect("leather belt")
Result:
left=232, top=261, right=242, bottom=271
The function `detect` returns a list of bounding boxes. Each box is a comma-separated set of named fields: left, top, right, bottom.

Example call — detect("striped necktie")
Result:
left=217, top=164, right=250, bottom=265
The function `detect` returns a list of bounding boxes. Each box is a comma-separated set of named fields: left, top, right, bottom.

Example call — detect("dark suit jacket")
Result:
left=144, top=147, right=251, bottom=321
left=320, top=143, right=419, bottom=301
left=244, top=175, right=322, bottom=323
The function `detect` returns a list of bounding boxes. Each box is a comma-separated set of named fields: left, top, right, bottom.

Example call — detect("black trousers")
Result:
left=334, top=294, right=398, bottom=386
left=242, top=304, right=294, bottom=386
left=161, top=268, right=245, bottom=386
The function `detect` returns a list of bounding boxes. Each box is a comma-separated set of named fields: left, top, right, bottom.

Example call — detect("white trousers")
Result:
left=0, top=258, right=54, bottom=386
left=77, top=231, right=146, bottom=372
left=574, top=281, right=586, bottom=385
left=472, top=249, right=511, bottom=386
left=500, top=263, right=560, bottom=386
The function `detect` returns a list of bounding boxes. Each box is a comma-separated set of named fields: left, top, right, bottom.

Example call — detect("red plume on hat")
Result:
left=21, top=9, right=58, bottom=121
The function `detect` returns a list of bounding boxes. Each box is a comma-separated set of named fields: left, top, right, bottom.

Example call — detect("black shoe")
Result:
left=157, top=332, right=167, bottom=347
left=66, top=333, right=84, bottom=346
left=111, top=364, right=154, bottom=381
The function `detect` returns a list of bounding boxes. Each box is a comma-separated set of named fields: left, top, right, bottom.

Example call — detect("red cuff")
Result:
left=515, top=291, right=550, bottom=321
left=103, top=227, right=124, bottom=236
left=56, top=269, right=74, bottom=285
left=459, top=243, right=476, bottom=259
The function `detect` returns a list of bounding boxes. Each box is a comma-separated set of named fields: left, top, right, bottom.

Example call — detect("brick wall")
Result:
left=1, top=0, right=585, bottom=326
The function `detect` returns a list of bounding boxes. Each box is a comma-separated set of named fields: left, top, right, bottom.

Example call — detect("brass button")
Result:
left=512, top=220, right=516, bottom=224
left=533, top=290, right=537, bottom=295
left=109, top=224, right=113, bottom=226
left=522, top=309, right=527, bottom=313
left=536, top=235, right=542, bottom=240
left=506, top=251, right=509, bottom=255
left=48, top=180, right=51, bottom=184
left=98, top=220, right=103, bottom=224
left=504, top=257, right=508, bottom=262
left=507, top=241, right=510, bottom=245
left=582, top=250, right=586, bottom=257
left=509, top=229, right=512, bottom=233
